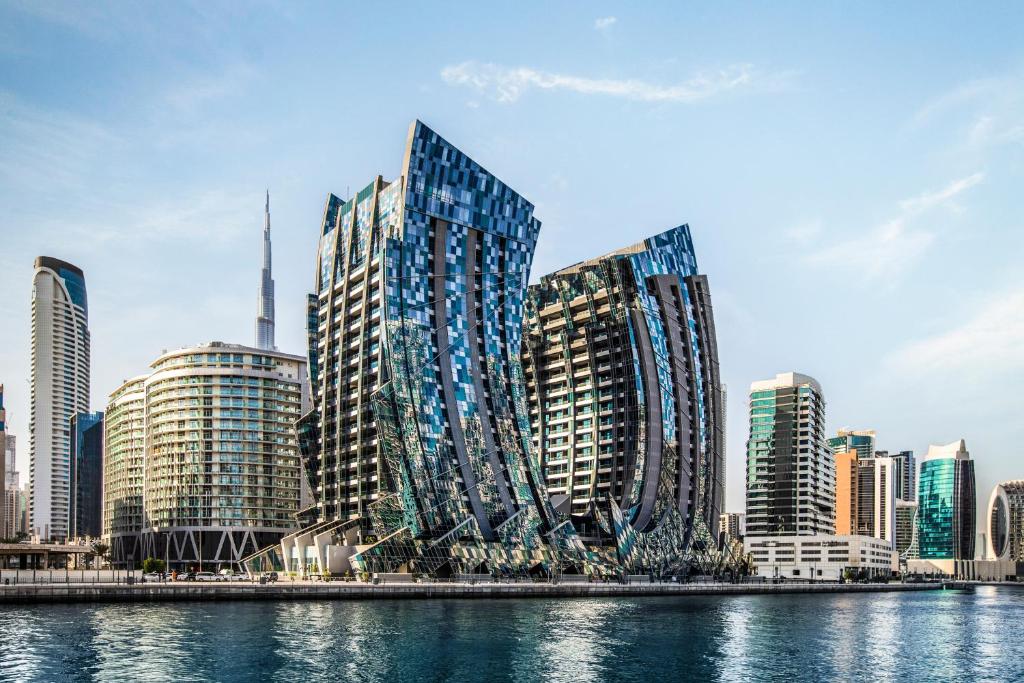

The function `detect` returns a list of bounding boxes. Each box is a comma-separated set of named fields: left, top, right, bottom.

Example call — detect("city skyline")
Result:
left=1, top=4, right=1022, bottom=529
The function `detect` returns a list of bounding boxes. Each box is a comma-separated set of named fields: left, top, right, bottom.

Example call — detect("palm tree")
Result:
left=92, top=542, right=110, bottom=568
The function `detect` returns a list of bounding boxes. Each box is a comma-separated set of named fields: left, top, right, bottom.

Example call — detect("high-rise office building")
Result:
left=835, top=449, right=858, bottom=536
left=3, top=434, right=14, bottom=488
left=719, top=513, right=746, bottom=541
left=834, top=450, right=896, bottom=546
left=895, top=500, right=917, bottom=556
left=876, top=449, right=916, bottom=502
left=255, top=190, right=276, bottom=351
left=855, top=457, right=897, bottom=547
left=827, top=429, right=876, bottom=461
left=746, top=372, right=834, bottom=537
left=69, top=411, right=103, bottom=539
left=103, top=343, right=307, bottom=569
left=522, top=225, right=724, bottom=565
left=30, top=257, right=91, bottom=541
left=917, top=439, right=975, bottom=560
left=987, top=480, right=1024, bottom=561
left=0, top=384, right=7, bottom=536
left=3, top=431, right=27, bottom=538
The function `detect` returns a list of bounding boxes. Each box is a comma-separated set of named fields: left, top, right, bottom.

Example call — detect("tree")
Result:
left=92, top=542, right=110, bottom=567
left=142, top=557, right=166, bottom=574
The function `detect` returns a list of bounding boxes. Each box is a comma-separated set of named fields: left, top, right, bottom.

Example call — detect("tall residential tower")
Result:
left=255, top=191, right=276, bottom=350
left=746, top=372, right=834, bottom=536
left=103, top=344, right=307, bottom=569
left=522, top=225, right=725, bottom=569
left=30, top=257, right=91, bottom=541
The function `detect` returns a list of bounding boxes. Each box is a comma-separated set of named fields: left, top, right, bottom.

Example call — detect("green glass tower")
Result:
left=917, top=439, right=975, bottom=560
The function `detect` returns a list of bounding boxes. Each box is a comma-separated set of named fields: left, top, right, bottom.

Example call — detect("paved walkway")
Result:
left=0, top=580, right=943, bottom=604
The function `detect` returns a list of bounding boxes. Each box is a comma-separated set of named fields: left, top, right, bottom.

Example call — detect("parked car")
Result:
left=194, top=572, right=220, bottom=582
left=261, top=571, right=279, bottom=583
left=176, top=571, right=196, bottom=582
left=142, top=572, right=164, bottom=582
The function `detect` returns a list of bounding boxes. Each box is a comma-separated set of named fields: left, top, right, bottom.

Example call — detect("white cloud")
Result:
left=912, top=77, right=1002, bottom=126
left=886, top=287, right=1024, bottom=377
left=912, top=72, right=1024, bottom=152
left=805, top=218, right=934, bottom=280
left=804, top=172, right=984, bottom=280
left=163, top=63, right=257, bottom=113
left=440, top=61, right=772, bottom=104
left=785, top=220, right=822, bottom=245
left=898, top=171, right=985, bottom=214
left=594, top=16, right=617, bottom=31
left=0, top=91, right=123, bottom=194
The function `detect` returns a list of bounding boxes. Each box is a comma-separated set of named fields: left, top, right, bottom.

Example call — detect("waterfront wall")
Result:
left=0, top=580, right=941, bottom=604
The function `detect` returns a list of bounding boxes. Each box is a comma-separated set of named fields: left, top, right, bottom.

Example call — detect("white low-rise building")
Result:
left=747, top=534, right=896, bottom=580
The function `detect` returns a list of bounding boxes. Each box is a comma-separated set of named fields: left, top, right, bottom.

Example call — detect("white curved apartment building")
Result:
left=103, top=342, right=308, bottom=569
left=103, top=376, right=147, bottom=562
left=30, top=256, right=91, bottom=542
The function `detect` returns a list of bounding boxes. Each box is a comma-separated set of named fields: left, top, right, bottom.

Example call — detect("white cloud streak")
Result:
left=898, top=172, right=985, bottom=214
left=594, top=16, right=617, bottom=31
left=887, top=287, right=1024, bottom=377
left=440, top=61, right=768, bottom=104
left=803, top=172, right=985, bottom=280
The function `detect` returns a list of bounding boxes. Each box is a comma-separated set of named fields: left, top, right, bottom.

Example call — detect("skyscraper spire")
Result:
left=255, top=189, right=275, bottom=350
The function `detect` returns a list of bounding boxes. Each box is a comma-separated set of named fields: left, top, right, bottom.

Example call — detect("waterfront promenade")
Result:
left=0, top=577, right=942, bottom=604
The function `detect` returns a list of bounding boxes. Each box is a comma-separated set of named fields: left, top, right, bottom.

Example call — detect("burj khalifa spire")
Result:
left=255, top=189, right=275, bottom=350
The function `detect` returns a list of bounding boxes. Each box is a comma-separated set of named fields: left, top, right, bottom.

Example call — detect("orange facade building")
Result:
left=835, top=450, right=858, bottom=536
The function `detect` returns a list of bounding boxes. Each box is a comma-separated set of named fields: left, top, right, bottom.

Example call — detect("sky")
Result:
left=1, top=2, right=1022, bottom=528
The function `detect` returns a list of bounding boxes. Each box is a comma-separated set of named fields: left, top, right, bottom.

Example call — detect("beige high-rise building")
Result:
left=103, top=343, right=308, bottom=569
left=834, top=447, right=897, bottom=547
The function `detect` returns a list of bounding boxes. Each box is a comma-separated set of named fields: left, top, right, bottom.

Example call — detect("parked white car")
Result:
left=194, top=572, right=220, bottom=582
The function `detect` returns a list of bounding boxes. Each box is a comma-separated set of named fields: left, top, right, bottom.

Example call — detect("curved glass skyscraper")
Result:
left=30, top=256, right=90, bottom=541
left=917, top=439, right=975, bottom=560
left=272, top=121, right=736, bottom=579
left=522, top=226, right=726, bottom=573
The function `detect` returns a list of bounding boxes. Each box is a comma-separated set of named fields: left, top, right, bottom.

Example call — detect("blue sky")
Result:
left=1, top=2, right=1022, bottom=523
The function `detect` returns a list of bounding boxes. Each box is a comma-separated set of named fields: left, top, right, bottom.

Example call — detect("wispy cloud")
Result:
left=886, top=286, right=1024, bottom=377
left=803, top=172, right=985, bottom=280
left=0, top=91, right=124, bottom=194
left=440, top=61, right=784, bottom=104
left=912, top=72, right=1024, bottom=152
left=805, top=218, right=935, bottom=280
left=163, top=63, right=258, bottom=113
left=912, top=77, right=1003, bottom=126
left=898, top=172, right=985, bottom=214
left=594, top=16, right=617, bottom=32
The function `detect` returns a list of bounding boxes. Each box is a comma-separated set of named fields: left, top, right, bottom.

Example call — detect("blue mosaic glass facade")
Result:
left=287, top=122, right=741, bottom=578
left=522, top=226, right=730, bottom=574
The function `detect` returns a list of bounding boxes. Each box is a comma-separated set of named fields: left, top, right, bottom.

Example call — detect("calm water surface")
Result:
left=1, top=586, right=1021, bottom=681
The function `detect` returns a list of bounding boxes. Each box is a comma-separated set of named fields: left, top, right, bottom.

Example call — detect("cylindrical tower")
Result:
left=30, top=256, right=90, bottom=542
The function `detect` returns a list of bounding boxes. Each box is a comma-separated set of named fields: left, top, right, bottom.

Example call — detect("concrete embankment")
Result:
left=0, top=580, right=942, bottom=604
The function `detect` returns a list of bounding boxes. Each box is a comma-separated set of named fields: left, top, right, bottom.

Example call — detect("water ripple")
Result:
left=1, top=589, right=1023, bottom=682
